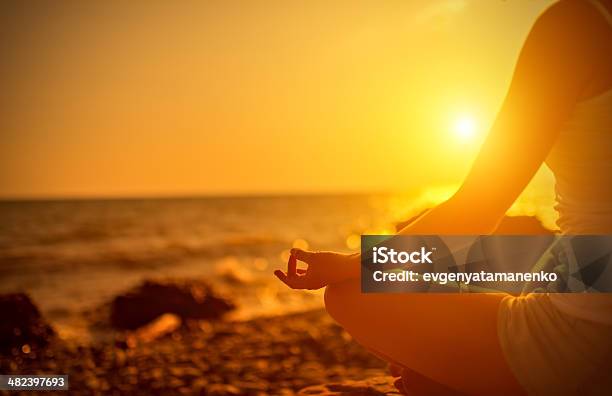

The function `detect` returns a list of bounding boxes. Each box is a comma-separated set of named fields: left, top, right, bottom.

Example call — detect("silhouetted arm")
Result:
left=276, top=1, right=611, bottom=290
left=399, top=0, right=607, bottom=235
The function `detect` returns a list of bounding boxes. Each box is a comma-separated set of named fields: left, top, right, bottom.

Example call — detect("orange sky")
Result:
left=0, top=0, right=555, bottom=199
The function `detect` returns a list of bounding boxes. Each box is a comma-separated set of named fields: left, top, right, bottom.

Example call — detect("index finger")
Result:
left=291, top=248, right=315, bottom=264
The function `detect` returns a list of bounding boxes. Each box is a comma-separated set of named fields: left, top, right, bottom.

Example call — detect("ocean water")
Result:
left=0, top=191, right=556, bottom=340
left=0, top=194, right=432, bottom=339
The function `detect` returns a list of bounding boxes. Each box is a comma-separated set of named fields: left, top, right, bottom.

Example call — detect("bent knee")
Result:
left=323, top=283, right=342, bottom=321
left=324, top=279, right=360, bottom=325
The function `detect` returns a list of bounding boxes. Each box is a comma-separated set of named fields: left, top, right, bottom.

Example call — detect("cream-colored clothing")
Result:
left=499, top=1, right=612, bottom=394
left=546, top=88, right=612, bottom=235
left=499, top=293, right=612, bottom=396
left=544, top=0, right=612, bottom=325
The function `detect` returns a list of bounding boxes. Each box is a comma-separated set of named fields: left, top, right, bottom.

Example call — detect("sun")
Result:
left=453, top=115, right=476, bottom=140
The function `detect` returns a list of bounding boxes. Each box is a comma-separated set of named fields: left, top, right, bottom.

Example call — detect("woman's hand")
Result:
left=274, top=248, right=360, bottom=290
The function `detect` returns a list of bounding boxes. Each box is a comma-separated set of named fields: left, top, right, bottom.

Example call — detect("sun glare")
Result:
left=453, top=115, right=476, bottom=140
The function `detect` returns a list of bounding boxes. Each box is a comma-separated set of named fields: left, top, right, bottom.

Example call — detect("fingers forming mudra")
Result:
left=274, top=248, right=358, bottom=290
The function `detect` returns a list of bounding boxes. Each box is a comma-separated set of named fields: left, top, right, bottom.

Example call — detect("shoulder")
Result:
left=522, top=0, right=610, bottom=69
left=537, top=0, right=611, bottom=36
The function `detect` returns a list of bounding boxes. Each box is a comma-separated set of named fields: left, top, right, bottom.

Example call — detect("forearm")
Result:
left=335, top=194, right=504, bottom=286
left=397, top=195, right=504, bottom=235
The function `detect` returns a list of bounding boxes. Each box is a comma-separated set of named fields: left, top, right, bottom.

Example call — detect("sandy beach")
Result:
left=1, top=304, right=387, bottom=395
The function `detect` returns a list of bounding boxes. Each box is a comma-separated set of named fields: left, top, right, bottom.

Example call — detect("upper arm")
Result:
left=453, top=0, right=602, bottom=218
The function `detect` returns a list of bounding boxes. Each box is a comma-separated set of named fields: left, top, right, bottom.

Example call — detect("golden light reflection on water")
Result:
left=275, top=181, right=557, bottom=276
left=253, top=258, right=268, bottom=271
left=345, top=234, right=360, bottom=250
left=292, top=239, right=309, bottom=251
left=279, top=249, right=291, bottom=263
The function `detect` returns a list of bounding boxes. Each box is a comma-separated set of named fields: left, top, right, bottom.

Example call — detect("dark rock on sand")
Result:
left=110, top=279, right=235, bottom=329
left=298, top=376, right=402, bottom=396
left=0, top=293, right=54, bottom=355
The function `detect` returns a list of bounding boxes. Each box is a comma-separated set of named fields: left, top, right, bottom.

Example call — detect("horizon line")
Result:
left=0, top=188, right=416, bottom=203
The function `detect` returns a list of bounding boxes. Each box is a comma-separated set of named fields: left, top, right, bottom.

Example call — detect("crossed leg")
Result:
left=324, top=279, right=525, bottom=396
